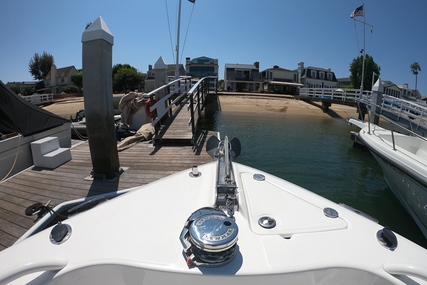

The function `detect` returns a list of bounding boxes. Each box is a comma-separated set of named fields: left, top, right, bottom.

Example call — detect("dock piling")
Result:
left=82, top=17, right=120, bottom=179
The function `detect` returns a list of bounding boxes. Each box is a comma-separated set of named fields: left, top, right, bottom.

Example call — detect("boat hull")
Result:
left=1, top=161, right=427, bottom=284
left=371, top=152, right=427, bottom=238
left=0, top=123, right=71, bottom=180
left=349, top=118, right=427, bottom=239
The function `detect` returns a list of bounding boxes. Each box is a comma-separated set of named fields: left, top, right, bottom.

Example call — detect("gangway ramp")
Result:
left=147, top=76, right=214, bottom=146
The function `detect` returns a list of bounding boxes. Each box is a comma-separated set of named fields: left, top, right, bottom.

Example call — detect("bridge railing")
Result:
left=299, top=88, right=371, bottom=102
left=20, top=93, right=53, bottom=105
left=355, top=94, right=427, bottom=133
left=380, top=95, right=427, bottom=131
left=146, top=76, right=215, bottom=136
left=299, top=87, right=427, bottom=132
left=187, top=76, right=216, bottom=134
left=146, top=76, right=192, bottom=131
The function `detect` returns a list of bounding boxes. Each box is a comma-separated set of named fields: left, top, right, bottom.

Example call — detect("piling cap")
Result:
left=82, top=16, right=114, bottom=45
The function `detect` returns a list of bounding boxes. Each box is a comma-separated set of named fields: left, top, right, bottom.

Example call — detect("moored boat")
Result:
left=348, top=117, right=427, bottom=240
left=0, top=135, right=427, bottom=284
left=0, top=81, right=71, bottom=181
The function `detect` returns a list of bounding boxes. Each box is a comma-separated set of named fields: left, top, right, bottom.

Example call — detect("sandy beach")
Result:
left=43, top=97, right=85, bottom=119
left=43, top=94, right=359, bottom=121
left=217, top=94, right=359, bottom=120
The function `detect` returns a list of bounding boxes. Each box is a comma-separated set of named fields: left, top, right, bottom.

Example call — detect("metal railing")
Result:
left=299, top=88, right=371, bottom=102
left=146, top=76, right=192, bottom=129
left=187, top=77, right=214, bottom=134
left=355, top=98, right=427, bottom=151
left=145, top=76, right=215, bottom=137
left=380, top=95, right=427, bottom=131
left=300, top=87, right=427, bottom=133
left=20, top=94, right=53, bottom=105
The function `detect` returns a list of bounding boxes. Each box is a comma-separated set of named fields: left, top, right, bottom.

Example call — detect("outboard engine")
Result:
left=180, top=136, right=241, bottom=267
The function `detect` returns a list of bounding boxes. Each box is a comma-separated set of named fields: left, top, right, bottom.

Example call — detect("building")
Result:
left=43, top=65, right=78, bottom=93
left=381, top=80, right=421, bottom=101
left=297, top=62, right=337, bottom=89
left=259, top=65, right=302, bottom=95
left=6, top=81, right=38, bottom=95
left=186, top=56, right=218, bottom=91
left=186, top=56, right=218, bottom=78
left=145, top=57, right=186, bottom=92
left=337, top=77, right=352, bottom=88
left=224, top=62, right=260, bottom=92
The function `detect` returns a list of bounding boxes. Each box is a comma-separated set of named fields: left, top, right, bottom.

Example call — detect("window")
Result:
left=327, top=73, right=332, bottom=80
left=319, top=72, right=325, bottom=80
left=311, top=70, right=317, bottom=78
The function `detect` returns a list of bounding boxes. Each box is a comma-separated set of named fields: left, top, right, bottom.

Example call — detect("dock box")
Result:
left=31, top=137, right=71, bottom=169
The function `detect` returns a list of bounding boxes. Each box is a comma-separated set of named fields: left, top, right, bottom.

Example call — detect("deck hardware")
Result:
left=207, top=136, right=240, bottom=217
left=323, top=207, right=339, bottom=218
left=180, top=207, right=238, bottom=267
left=50, top=222, right=72, bottom=245
left=377, top=227, right=398, bottom=251
left=258, top=216, right=276, bottom=229
left=25, top=200, right=52, bottom=223
left=253, top=174, right=265, bottom=181
left=189, top=166, right=201, bottom=177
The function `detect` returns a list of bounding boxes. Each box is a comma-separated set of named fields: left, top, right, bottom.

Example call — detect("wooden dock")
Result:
left=0, top=130, right=217, bottom=251
left=154, top=97, right=194, bottom=145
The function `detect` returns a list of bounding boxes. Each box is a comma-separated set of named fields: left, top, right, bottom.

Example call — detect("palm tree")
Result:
left=410, top=62, right=421, bottom=91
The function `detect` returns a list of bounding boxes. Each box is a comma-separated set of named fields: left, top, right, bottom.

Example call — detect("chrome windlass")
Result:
left=180, top=207, right=238, bottom=267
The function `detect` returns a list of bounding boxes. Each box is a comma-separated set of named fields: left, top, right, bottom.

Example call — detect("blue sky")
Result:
left=1, top=0, right=426, bottom=96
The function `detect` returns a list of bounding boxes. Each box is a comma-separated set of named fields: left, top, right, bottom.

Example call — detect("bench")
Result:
left=31, top=137, right=71, bottom=169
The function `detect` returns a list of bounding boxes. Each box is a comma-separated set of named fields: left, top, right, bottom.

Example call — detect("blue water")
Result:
left=201, top=102, right=427, bottom=249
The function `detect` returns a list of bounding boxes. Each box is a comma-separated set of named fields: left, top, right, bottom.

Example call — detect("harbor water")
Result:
left=200, top=99, right=427, bottom=249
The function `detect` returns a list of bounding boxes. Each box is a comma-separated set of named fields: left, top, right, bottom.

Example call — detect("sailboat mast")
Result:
left=175, top=0, right=182, bottom=80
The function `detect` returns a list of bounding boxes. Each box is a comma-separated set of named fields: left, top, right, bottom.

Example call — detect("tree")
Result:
left=71, top=71, right=83, bottom=90
left=217, top=79, right=224, bottom=92
left=349, top=54, right=380, bottom=91
left=28, top=51, right=54, bottom=81
left=410, top=62, right=421, bottom=91
left=112, top=64, right=145, bottom=93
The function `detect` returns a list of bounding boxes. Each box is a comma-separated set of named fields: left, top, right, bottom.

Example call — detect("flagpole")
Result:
left=360, top=4, right=366, bottom=92
left=351, top=4, right=373, bottom=93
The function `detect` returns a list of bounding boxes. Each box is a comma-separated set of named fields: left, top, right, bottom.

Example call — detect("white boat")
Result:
left=1, top=135, right=427, bottom=284
left=348, top=117, right=427, bottom=240
left=0, top=81, right=71, bottom=181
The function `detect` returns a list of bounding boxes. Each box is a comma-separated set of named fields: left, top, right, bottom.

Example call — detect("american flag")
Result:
left=350, top=5, right=364, bottom=18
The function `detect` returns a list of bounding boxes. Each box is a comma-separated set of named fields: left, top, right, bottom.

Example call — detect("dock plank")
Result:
left=0, top=130, right=216, bottom=250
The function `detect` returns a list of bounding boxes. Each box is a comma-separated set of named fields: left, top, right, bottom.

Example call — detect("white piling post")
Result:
left=82, top=17, right=120, bottom=179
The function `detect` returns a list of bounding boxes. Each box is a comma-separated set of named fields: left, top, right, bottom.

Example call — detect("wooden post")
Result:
left=82, top=17, right=120, bottom=180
